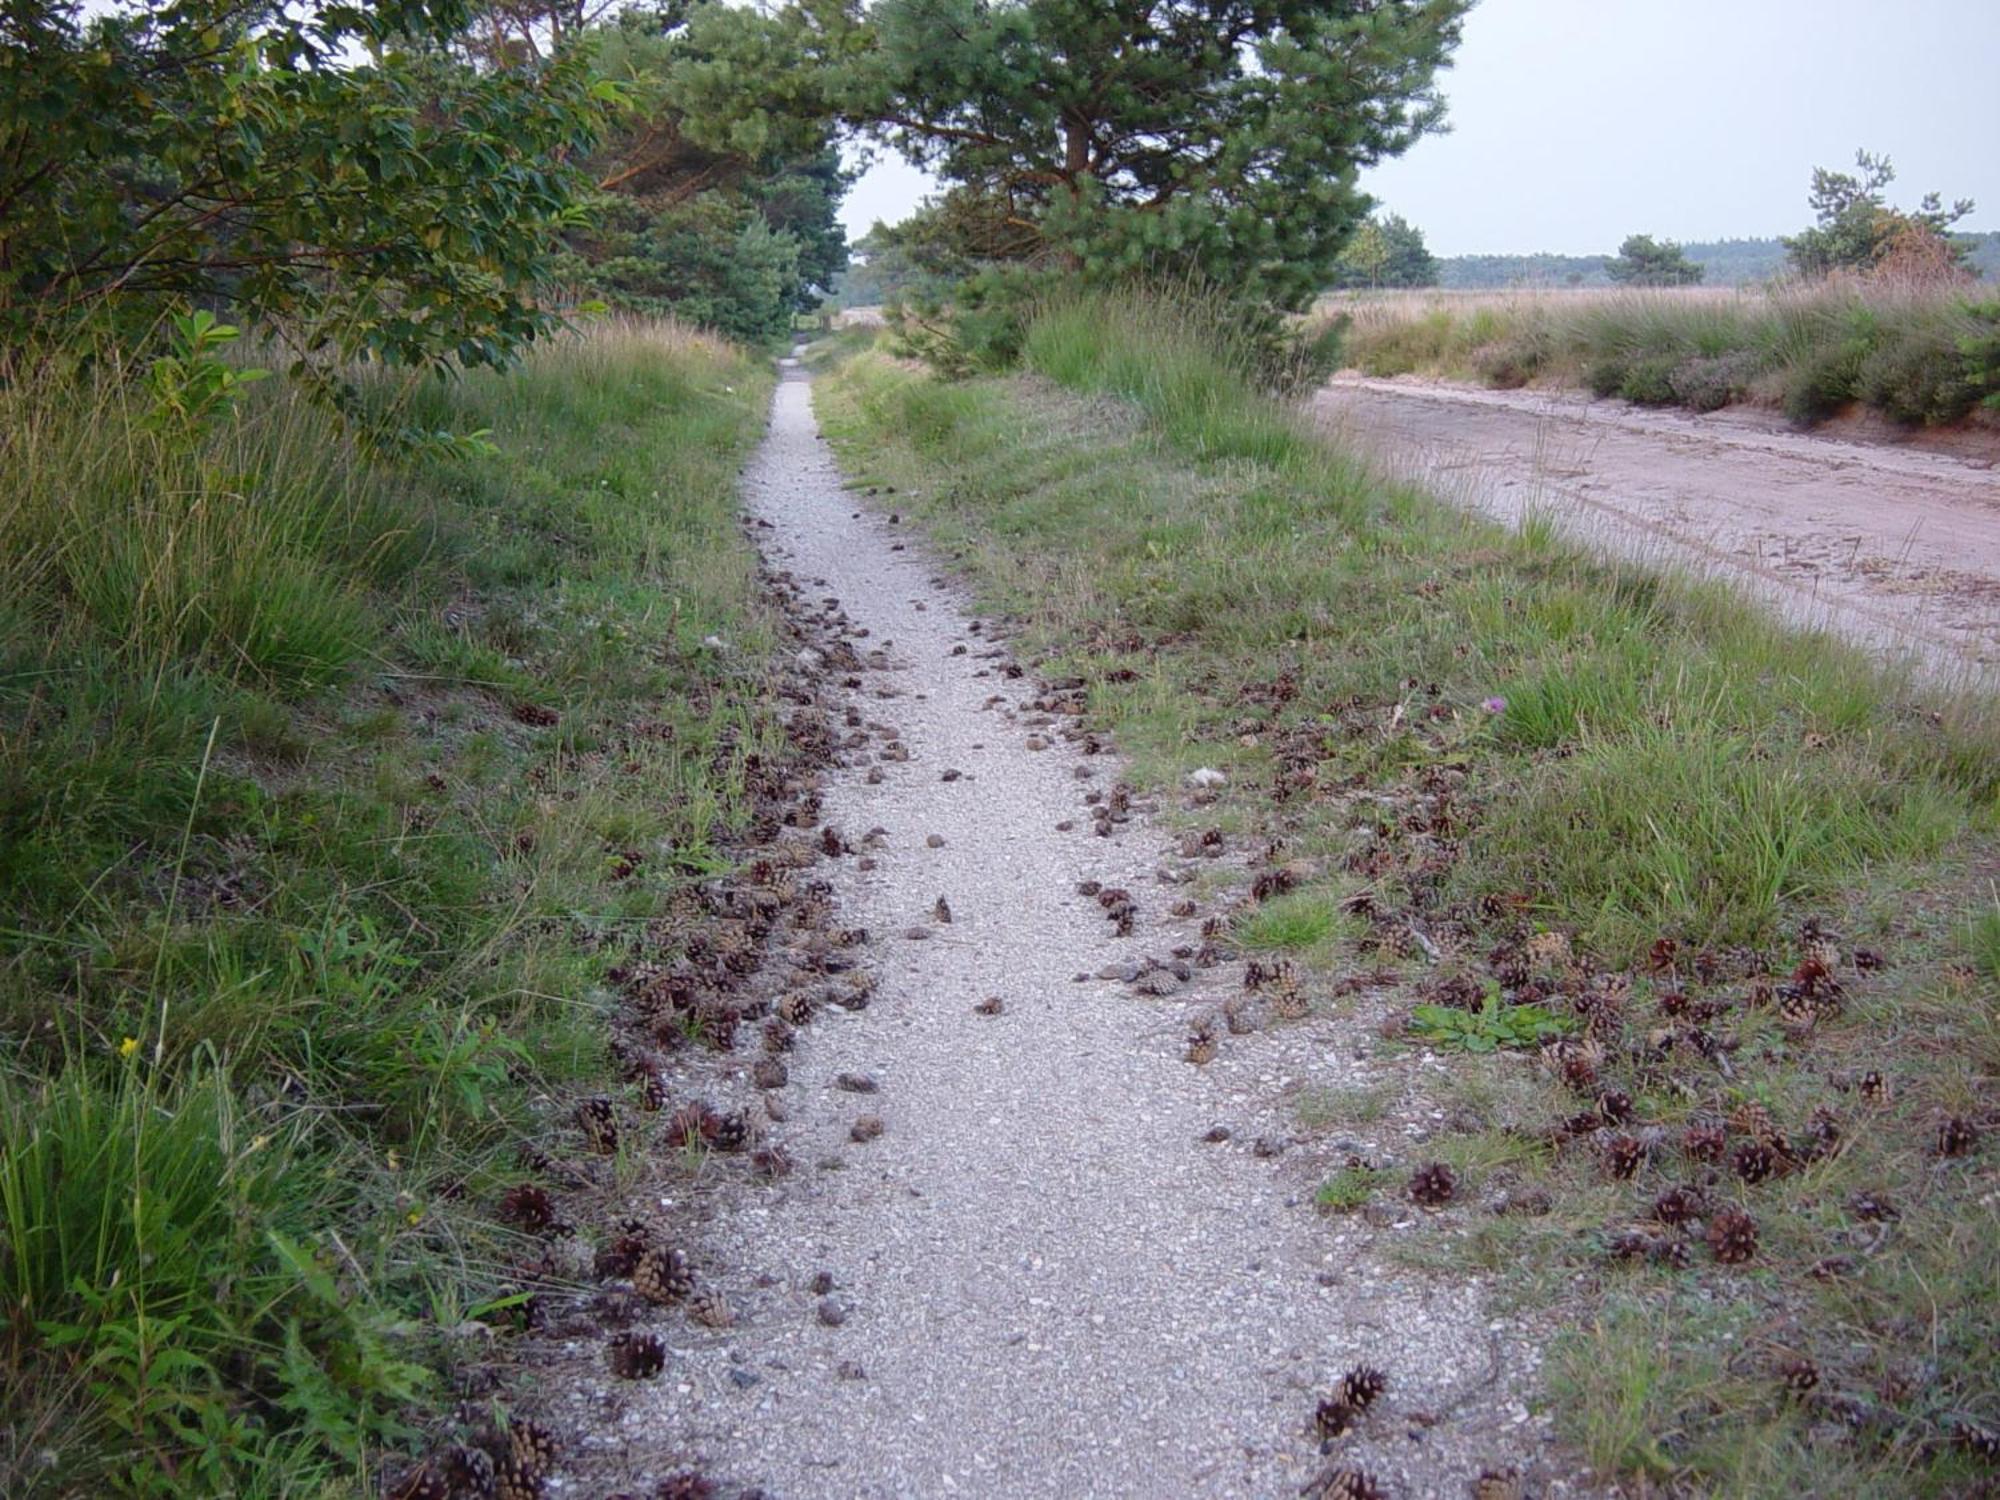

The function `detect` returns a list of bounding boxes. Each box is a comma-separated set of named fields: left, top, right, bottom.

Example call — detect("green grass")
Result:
left=1330, top=285, right=2000, bottom=427
left=0, top=319, right=777, bottom=1494
left=817, top=290, right=2000, bottom=1495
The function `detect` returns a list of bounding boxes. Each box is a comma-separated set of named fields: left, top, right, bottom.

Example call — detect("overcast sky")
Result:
left=839, top=0, right=2000, bottom=255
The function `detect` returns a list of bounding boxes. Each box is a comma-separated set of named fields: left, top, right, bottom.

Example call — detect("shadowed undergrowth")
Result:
left=0, top=320, right=778, bottom=1494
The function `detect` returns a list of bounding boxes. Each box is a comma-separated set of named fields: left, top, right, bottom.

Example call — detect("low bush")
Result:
left=1331, top=285, right=2000, bottom=427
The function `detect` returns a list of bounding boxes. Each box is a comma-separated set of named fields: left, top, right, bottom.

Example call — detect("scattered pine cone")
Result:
left=710, top=1109, right=752, bottom=1152
left=1857, top=1069, right=1890, bottom=1103
left=764, top=1015, right=796, bottom=1052
left=1936, top=1114, right=1980, bottom=1158
left=1409, top=1161, right=1456, bottom=1207
left=507, top=1420, right=558, bottom=1482
left=1185, top=1017, right=1219, bottom=1065
left=778, top=991, right=815, bottom=1027
left=1731, top=1138, right=1779, bottom=1184
left=498, top=1183, right=557, bottom=1232
left=1650, top=1185, right=1704, bottom=1226
left=688, top=1286, right=735, bottom=1329
left=655, top=1473, right=718, bottom=1500
left=1559, top=1052, right=1599, bottom=1093
left=387, top=1461, right=450, bottom=1500
left=1776, top=1357, right=1819, bottom=1395
left=594, top=1232, right=650, bottom=1280
left=1602, top=1133, right=1645, bottom=1179
left=442, top=1444, right=494, bottom=1498
left=1340, top=1364, right=1387, bottom=1410
left=1596, top=1088, right=1634, bottom=1124
left=1472, top=1465, right=1523, bottom=1500
left=1314, top=1396, right=1356, bottom=1440
left=751, top=1144, right=794, bottom=1179
left=494, top=1454, right=542, bottom=1500
left=634, top=1069, right=668, bottom=1112
left=1681, top=1120, right=1727, bottom=1163
left=577, top=1097, right=618, bottom=1154
left=608, top=1330, right=666, bottom=1380
left=1308, top=1466, right=1384, bottom=1500
left=1706, top=1206, right=1758, bottom=1264
left=633, top=1245, right=695, bottom=1305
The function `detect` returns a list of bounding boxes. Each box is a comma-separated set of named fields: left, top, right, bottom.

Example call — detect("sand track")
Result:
left=1313, top=375, right=2000, bottom=677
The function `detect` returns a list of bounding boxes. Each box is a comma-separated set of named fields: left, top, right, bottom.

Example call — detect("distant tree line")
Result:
left=1378, top=151, right=1996, bottom=293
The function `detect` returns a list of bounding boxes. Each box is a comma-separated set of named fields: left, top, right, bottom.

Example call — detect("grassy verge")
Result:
left=1328, top=284, right=2000, bottom=427
left=817, top=291, right=2000, bottom=1495
left=0, top=320, right=779, bottom=1494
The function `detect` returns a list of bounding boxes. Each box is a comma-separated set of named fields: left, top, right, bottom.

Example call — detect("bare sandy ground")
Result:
left=1312, top=374, right=2000, bottom=678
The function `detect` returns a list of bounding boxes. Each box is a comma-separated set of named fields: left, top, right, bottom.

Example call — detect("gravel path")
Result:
left=1313, top=374, right=2000, bottom=678
left=533, top=365, right=1589, bottom=1499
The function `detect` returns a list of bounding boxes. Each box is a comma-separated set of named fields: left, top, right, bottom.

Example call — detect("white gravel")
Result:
left=544, top=365, right=1590, bottom=1498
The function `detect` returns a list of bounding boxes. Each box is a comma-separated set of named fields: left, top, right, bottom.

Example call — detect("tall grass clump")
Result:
left=0, top=317, right=776, bottom=1495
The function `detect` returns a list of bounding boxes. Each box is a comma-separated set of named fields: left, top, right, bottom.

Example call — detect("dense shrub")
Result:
left=1668, top=353, right=1756, bottom=412
left=1616, top=355, right=1680, bottom=406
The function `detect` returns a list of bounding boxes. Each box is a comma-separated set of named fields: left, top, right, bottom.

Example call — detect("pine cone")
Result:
left=1472, top=1466, right=1523, bottom=1500
left=494, top=1454, right=542, bottom=1500
left=1936, top=1114, right=1980, bottom=1158
left=1857, top=1069, right=1891, bottom=1103
left=1649, top=1237, right=1693, bottom=1271
left=607, top=1331, right=666, bottom=1380
left=1596, top=1088, right=1634, bottom=1123
left=507, top=1421, right=557, bottom=1482
left=778, top=991, right=815, bottom=1027
left=1409, top=1161, right=1456, bottom=1207
left=688, top=1286, right=735, bottom=1329
left=764, top=1015, right=796, bottom=1052
left=1681, top=1120, right=1727, bottom=1163
left=1185, top=1017, right=1220, bottom=1065
left=498, top=1184, right=557, bottom=1232
left=1776, top=1358, right=1819, bottom=1395
left=633, top=1245, right=695, bottom=1305
left=1729, top=1099, right=1778, bottom=1142
left=751, top=1144, right=794, bottom=1179
left=634, top=1069, right=668, bottom=1112
left=594, top=1233, right=649, bottom=1280
left=1314, top=1396, right=1356, bottom=1440
left=1602, top=1133, right=1645, bottom=1179
left=577, top=1097, right=618, bottom=1154
left=1269, top=975, right=1310, bottom=1020
left=387, top=1461, right=450, bottom=1500
left=1558, top=1052, right=1598, bottom=1093
left=1650, top=1185, right=1704, bottom=1226
left=752, top=1057, right=788, bottom=1089
left=710, top=1109, right=752, bottom=1152
left=1340, top=1364, right=1387, bottom=1410
left=1706, top=1206, right=1758, bottom=1264
left=443, top=1445, right=496, bottom=1499
left=1305, top=1466, right=1384, bottom=1500
left=655, top=1472, right=718, bottom=1500
left=1731, top=1139, right=1778, bottom=1184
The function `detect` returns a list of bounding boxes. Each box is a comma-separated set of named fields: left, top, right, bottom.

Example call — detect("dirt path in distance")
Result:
left=1312, top=374, right=2000, bottom=678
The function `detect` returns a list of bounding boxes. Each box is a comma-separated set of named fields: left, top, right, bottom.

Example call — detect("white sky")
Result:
left=839, top=0, right=2000, bottom=254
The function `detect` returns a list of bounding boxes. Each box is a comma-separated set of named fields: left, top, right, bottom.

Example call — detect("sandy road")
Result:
left=1311, top=375, right=2000, bottom=678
